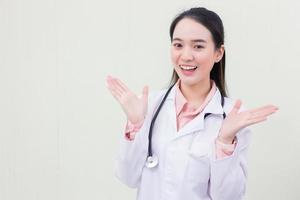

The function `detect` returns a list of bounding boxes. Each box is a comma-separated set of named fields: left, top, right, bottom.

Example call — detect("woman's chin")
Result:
left=179, top=78, right=200, bottom=87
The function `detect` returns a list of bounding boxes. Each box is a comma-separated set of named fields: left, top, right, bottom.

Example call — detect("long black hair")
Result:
left=169, top=7, right=227, bottom=97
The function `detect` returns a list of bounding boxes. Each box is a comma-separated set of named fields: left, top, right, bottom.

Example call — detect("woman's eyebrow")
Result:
left=192, top=39, right=207, bottom=43
left=172, top=38, right=207, bottom=43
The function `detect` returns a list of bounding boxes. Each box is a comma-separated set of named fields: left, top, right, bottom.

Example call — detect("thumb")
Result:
left=232, top=99, right=242, bottom=114
left=142, top=86, right=149, bottom=104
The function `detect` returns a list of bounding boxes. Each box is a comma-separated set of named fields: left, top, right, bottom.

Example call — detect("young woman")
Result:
left=106, top=7, right=278, bottom=200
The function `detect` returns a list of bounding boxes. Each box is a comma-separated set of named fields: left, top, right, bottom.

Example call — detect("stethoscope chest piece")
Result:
left=145, top=155, right=158, bottom=168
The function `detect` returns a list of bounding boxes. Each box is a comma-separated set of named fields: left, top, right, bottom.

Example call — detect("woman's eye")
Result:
left=173, top=43, right=182, bottom=48
left=194, top=45, right=204, bottom=49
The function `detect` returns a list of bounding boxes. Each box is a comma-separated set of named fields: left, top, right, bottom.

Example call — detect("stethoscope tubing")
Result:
left=148, top=83, right=176, bottom=157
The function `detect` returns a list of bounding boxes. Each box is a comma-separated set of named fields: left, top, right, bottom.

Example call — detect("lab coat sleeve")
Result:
left=209, top=127, right=252, bottom=200
left=114, top=90, right=162, bottom=188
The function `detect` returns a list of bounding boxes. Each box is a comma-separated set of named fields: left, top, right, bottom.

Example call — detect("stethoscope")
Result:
left=145, top=83, right=227, bottom=168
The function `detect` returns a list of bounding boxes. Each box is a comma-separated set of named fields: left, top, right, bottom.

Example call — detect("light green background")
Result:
left=1, top=0, right=299, bottom=199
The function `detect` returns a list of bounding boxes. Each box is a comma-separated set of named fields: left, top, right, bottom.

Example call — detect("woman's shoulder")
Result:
left=150, top=87, right=169, bottom=96
left=223, top=96, right=235, bottom=114
left=148, top=88, right=169, bottom=104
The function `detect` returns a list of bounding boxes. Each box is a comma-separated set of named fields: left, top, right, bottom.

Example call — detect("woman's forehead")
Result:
left=172, top=18, right=212, bottom=42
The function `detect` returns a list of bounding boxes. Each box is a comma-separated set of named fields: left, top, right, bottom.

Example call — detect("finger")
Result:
left=106, top=76, right=126, bottom=95
left=106, top=75, right=118, bottom=86
left=230, top=99, right=242, bottom=114
left=110, top=78, right=126, bottom=95
left=106, top=78, right=122, bottom=95
left=107, top=84, right=122, bottom=101
left=115, top=78, right=130, bottom=92
left=250, top=107, right=278, bottom=119
left=246, top=116, right=268, bottom=126
left=106, top=75, right=113, bottom=86
left=106, top=75, right=113, bottom=81
left=107, top=83, right=122, bottom=99
left=142, top=85, right=148, bottom=96
left=142, top=85, right=149, bottom=104
left=249, top=105, right=278, bottom=114
left=246, top=108, right=277, bottom=125
left=106, top=75, right=115, bottom=87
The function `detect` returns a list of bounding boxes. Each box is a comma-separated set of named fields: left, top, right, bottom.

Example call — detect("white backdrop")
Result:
left=1, top=0, right=300, bottom=199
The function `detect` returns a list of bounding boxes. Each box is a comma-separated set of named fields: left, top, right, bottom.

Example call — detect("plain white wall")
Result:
left=1, top=0, right=299, bottom=199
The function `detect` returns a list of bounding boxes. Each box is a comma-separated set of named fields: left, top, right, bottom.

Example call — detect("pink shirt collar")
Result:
left=175, top=79, right=217, bottom=116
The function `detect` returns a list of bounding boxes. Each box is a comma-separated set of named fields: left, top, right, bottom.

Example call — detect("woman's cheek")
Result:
left=196, top=52, right=212, bottom=67
left=170, top=50, right=176, bottom=64
left=171, top=52, right=180, bottom=66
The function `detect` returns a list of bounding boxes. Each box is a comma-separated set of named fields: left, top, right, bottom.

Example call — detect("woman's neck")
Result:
left=179, top=79, right=212, bottom=106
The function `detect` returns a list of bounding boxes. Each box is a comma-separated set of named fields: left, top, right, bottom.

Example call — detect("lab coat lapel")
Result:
left=168, top=88, right=224, bottom=140
left=176, top=111, right=205, bottom=138
left=202, top=88, right=224, bottom=116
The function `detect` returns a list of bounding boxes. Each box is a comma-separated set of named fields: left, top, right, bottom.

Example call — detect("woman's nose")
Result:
left=181, top=48, right=194, bottom=61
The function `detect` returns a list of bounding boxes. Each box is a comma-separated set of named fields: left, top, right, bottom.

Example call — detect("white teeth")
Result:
left=179, top=65, right=197, bottom=70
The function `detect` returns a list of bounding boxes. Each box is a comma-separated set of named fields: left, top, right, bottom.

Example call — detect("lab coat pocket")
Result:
left=189, top=140, right=209, bottom=158
left=186, top=140, right=210, bottom=186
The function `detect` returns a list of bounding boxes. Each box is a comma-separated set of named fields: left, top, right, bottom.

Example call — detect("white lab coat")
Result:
left=114, top=86, right=251, bottom=200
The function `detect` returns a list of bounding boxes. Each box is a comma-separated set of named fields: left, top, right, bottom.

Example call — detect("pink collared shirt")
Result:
left=124, top=79, right=236, bottom=159
left=175, top=79, right=216, bottom=131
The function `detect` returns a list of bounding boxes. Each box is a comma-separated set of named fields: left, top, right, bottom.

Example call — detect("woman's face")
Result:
left=170, top=18, right=224, bottom=86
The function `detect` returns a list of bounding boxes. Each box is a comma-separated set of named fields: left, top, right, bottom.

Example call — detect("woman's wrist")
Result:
left=217, top=134, right=235, bottom=144
left=128, top=115, right=145, bottom=125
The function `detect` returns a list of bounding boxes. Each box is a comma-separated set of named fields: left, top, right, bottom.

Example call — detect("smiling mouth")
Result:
left=179, top=65, right=198, bottom=71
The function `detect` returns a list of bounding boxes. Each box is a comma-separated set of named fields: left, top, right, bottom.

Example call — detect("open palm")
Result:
left=218, top=99, right=278, bottom=143
left=106, top=75, right=149, bottom=124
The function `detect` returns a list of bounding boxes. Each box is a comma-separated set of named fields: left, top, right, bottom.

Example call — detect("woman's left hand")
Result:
left=218, top=99, right=278, bottom=144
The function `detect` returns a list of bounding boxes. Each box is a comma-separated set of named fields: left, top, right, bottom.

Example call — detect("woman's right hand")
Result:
left=106, top=75, right=149, bottom=124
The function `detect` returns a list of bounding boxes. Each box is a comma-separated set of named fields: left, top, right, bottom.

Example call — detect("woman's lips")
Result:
left=179, top=65, right=198, bottom=70
left=179, top=65, right=198, bottom=76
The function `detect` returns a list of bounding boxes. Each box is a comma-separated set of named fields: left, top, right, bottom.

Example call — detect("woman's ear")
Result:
left=215, top=45, right=225, bottom=63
